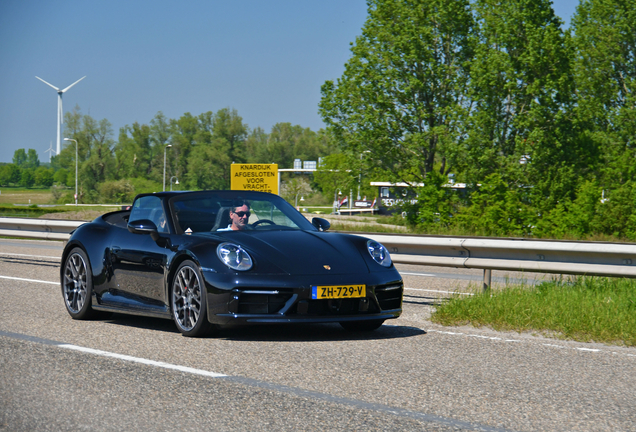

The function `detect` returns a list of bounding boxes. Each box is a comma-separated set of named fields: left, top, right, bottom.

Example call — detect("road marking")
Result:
left=400, top=272, right=434, bottom=277
left=58, top=343, right=228, bottom=378
left=467, top=334, right=502, bottom=340
left=2, top=276, right=632, bottom=361
left=1, top=330, right=512, bottom=432
left=429, top=330, right=635, bottom=358
left=0, top=275, right=58, bottom=285
left=405, top=287, right=474, bottom=296
left=0, top=252, right=60, bottom=260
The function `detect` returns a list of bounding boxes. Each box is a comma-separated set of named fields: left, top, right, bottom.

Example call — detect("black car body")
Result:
left=61, top=190, right=403, bottom=336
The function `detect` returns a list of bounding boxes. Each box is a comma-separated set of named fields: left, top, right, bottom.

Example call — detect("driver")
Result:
left=218, top=200, right=251, bottom=231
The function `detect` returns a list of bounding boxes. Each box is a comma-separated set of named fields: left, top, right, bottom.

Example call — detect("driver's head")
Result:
left=229, top=200, right=250, bottom=231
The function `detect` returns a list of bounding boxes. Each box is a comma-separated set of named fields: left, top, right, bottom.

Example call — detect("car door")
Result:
left=108, top=195, right=171, bottom=307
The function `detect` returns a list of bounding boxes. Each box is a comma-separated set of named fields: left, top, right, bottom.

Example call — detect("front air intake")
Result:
left=375, top=283, right=403, bottom=310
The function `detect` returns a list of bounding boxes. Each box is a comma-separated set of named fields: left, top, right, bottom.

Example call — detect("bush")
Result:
left=128, top=177, right=162, bottom=195
left=99, top=179, right=135, bottom=204
left=34, top=167, right=54, bottom=187
left=53, top=168, right=68, bottom=186
left=20, top=169, right=35, bottom=187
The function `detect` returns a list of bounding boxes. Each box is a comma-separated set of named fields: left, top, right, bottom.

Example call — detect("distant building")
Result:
left=370, top=181, right=469, bottom=215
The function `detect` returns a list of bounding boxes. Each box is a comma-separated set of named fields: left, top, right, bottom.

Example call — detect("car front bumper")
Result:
left=201, top=271, right=403, bottom=326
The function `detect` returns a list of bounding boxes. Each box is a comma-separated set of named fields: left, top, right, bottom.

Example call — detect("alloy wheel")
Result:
left=172, top=265, right=202, bottom=331
left=63, top=252, right=88, bottom=314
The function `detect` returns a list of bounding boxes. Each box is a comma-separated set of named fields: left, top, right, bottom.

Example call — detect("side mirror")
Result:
left=311, top=217, right=331, bottom=232
left=128, top=219, right=160, bottom=241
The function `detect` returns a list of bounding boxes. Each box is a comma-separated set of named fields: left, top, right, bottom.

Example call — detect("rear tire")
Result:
left=62, top=247, right=99, bottom=320
left=340, top=319, right=385, bottom=332
left=171, top=260, right=213, bottom=337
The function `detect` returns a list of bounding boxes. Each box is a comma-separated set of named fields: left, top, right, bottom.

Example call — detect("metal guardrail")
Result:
left=364, top=234, right=636, bottom=289
left=0, top=217, right=85, bottom=241
left=3, top=217, right=636, bottom=289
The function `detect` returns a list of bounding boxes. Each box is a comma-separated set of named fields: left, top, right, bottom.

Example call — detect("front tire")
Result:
left=62, top=247, right=98, bottom=319
left=171, top=260, right=213, bottom=337
left=340, top=319, right=385, bottom=332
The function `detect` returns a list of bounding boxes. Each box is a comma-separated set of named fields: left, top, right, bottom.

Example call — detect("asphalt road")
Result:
left=1, top=239, right=635, bottom=431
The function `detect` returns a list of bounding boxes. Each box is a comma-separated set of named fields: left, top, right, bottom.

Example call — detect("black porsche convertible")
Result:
left=61, top=190, right=403, bottom=337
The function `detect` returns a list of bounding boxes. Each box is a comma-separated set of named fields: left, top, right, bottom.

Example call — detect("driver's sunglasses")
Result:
left=234, top=211, right=250, bottom=218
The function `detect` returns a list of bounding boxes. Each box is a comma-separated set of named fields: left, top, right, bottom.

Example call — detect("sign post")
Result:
left=230, top=164, right=279, bottom=194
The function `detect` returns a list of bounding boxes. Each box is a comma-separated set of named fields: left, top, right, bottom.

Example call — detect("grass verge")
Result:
left=431, top=277, right=636, bottom=346
left=0, top=204, right=68, bottom=218
left=329, top=222, right=408, bottom=233
left=0, top=187, right=53, bottom=205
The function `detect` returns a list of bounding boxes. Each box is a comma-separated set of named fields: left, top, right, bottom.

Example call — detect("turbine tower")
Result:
left=36, top=76, right=86, bottom=155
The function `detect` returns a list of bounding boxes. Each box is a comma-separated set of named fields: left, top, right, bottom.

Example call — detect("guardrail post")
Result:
left=483, top=269, right=491, bottom=292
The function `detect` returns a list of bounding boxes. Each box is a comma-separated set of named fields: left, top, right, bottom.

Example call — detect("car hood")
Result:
left=219, top=230, right=370, bottom=275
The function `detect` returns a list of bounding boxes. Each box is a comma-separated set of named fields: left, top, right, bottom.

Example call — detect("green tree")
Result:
left=244, top=123, right=337, bottom=169
left=535, top=180, right=601, bottom=238
left=63, top=107, right=116, bottom=202
left=465, top=0, right=577, bottom=208
left=314, top=153, right=358, bottom=203
left=53, top=168, right=69, bottom=186
left=25, top=149, right=40, bottom=169
left=114, top=122, right=152, bottom=179
left=176, top=108, right=248, bottom=190
left=20, top=168, right=35, bottom=187
left=148, top=111, right=172, bottom=183
left=244, top=127, right=269, bottom=163
left=402, top=171, right=459, bottom=229
left=0, top=164, right=21, bottom=186
left=12, top=149, right=27, bottom=166
left=456, top=173, right=535, bottom=236
left=571, top=0, right=636, bottom=194
left=280, top=177, right=313, bottom=207
left=185, top=138, right=232, bottom=190
left=320, top=0, right=475, bottom=184
left=34, top=166, right=54, bottom=187
left=212, top=108, right=248, bottom=163
left=170, top=112, right=200, bottom=182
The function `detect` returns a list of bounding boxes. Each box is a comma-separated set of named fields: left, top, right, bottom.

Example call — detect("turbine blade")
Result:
left=61, top=76, right=86, bottom=93
left=35, top=76, right=60, bottom=91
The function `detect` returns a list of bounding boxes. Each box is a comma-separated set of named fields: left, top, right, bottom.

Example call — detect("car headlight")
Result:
left=367, top=240, right=392, bottom=267
left=217, top=242, right=253, bottom=271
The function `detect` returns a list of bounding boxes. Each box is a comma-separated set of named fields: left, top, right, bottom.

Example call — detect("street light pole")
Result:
left=64, top=138, right=78, bottom=206
left=358, top=151, right=371, bottom=200
left=163, top=144, right=172, bottom=191
left=295, top=193, right=304, bottom=209
left=333, top=189, right=342, bottom=214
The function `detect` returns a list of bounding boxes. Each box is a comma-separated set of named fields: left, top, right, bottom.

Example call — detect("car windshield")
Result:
left=168, top=191, right=316, bottom=234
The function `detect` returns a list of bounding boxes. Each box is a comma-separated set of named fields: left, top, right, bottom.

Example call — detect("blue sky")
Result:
left=0, top=0, right=579, bottom=164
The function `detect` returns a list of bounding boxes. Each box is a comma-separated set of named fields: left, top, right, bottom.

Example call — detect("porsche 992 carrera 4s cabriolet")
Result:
left=61, top=190, right=403, bottom=337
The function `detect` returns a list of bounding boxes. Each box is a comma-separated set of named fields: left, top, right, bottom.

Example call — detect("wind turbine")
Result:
left=45, top=141, right=55, bottom=162
left=35, top=76, right=86, bottom=155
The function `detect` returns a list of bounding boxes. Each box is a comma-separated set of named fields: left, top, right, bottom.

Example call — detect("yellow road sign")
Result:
left=230, top=164, right=278, bottom=194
